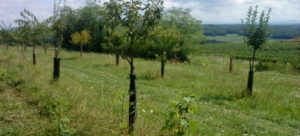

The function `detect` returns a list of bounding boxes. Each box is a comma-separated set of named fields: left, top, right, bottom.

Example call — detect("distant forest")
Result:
left=204, top=24, right=300, bottom=39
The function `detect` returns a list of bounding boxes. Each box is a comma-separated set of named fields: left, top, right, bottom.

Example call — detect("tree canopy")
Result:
left=70, top=30, right=92, bottom=46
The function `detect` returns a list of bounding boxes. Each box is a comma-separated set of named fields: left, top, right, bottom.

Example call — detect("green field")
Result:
left=0, top=46, right=300, bottom=136
left=194, top=42, right=300, bottom=63
left=208, top=34, right=287, bottom=43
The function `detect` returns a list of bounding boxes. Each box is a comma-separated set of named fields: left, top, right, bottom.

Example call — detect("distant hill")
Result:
left=206, top=34, right=286, bottom=44
left=203, top=24, right=300, bottom=39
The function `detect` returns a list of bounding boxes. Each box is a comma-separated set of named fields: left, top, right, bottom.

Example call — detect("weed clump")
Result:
left=161, top=94, right=197, bottom=136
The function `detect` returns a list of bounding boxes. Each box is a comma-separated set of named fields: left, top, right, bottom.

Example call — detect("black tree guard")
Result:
left=116, top=54, right=120, bottom=66
left=161, top=59, right=165, bottom=78
left=247, top=70, right=254, bottom=95
left=53, top=57, right=60, bottom=80
left=33, top=45, right=37, bottom=65
left=33, top=53, right=37, bottom=65
left=128, top=74, right=137, bottom=134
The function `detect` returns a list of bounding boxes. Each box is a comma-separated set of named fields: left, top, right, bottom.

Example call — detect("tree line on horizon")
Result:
left=204, top=24, right=300, bottom=39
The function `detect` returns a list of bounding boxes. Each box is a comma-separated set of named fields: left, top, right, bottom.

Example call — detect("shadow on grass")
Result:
left=139, top=71, right=160, bottom=80
left=88, top=64, right=115, bottom=69
left=103, top=63, right=116, bottom=67
left=199, top=91, right=248, bottom=103
left=199, top=95, right=236, bottom=102
left=62, top=56, right=80, bottom=61
left=124, top=72, right=160, bottom=80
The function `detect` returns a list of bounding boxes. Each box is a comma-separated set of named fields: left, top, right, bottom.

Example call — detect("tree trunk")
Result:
left=229, top=57, right=233, bottom=72
left=246, top=50, right=257, bottom=96
left=33, top=45, right=37, bottom=65
left=116, top=53, right=120, bottom=66
left=80, top=45, right=83, bottom=57
left=53, top=57, right=60, bottom=80
left=130, top=57, right=134, bottom=75
left=128, top=58, right=136, bottom=134
left=161, top=58, right=165, bottom=78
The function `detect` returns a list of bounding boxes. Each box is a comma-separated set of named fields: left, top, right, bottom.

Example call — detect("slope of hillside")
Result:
left=0, top=46, right=299, bottom=135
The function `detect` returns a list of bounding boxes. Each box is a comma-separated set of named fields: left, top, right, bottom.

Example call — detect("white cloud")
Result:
left=163, top=0, right=300, bottom=24
left=0, top=0, right=87, bottom=25
left=67, top=0, right=86, bottom=9
left=0, top=0, right=299, bottom=25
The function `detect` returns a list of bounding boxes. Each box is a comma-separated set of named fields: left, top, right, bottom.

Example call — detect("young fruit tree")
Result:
left=51, top=0, right=68, bottom=80
left=242, top=6, right=271, bottom=96
left=11, top=29, right=25, bottom=53
left=38, top=18, right=53, bottom=54
left=70, top=30, right=92, bottom=57
left=15, top=9, right=40, bottom=65
left=162, top=8, right=205, bottom=61
left=120, top=0, right=163, bottom=133
left=150, top=26, right=180, bottom=77
left=104, top=0, right=123, bottom=66
left=0, top=21, right=13, bottom=50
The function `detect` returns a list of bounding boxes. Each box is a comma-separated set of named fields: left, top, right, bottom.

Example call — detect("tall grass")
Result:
left=0, top=46, right=299, bottom=135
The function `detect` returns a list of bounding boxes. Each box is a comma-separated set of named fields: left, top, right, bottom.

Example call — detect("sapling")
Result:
left=242, top=6, right=271, bottom=96
left=15, top=9, right=40, bottom=65
left=70, top=30, right=92, bottom=57
left=39, top=18, right=53, bottom=54
left=150, top=26, right=180, bottom=77
left=120, top=0, right=163, bottom=133
left=0, top=21, right=13, bottom=50
left=51, top=0, right=68, bottom=80
left=104, top=0, right=123, bottom=66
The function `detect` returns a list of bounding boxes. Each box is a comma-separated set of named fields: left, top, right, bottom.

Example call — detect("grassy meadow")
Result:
left=0, top=45, right=300, bottom=136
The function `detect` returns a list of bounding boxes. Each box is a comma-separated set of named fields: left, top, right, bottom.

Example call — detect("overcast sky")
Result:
left=0, top=0, right=299, bottom=25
